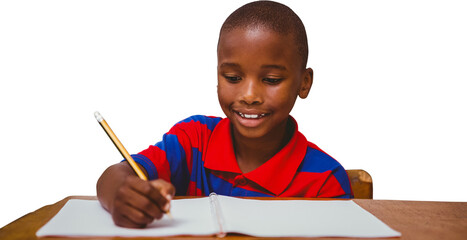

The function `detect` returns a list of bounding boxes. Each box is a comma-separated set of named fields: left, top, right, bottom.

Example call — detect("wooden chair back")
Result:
left=346, top=169, right=373, bottom=199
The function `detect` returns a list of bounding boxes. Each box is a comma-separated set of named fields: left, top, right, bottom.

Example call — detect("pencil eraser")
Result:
left=94, top=111, right=104, bottom=122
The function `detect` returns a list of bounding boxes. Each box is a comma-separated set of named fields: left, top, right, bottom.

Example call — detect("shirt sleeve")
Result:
left=317, top=165, right=354, bottom=198
left=129, top=115, right=221, bottom=195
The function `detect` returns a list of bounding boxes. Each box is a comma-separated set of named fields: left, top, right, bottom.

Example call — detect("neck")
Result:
left=232, top=118, right=294, bottom=173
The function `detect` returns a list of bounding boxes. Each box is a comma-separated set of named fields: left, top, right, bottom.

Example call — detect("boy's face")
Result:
left=217, top=27, right=312, bottom=140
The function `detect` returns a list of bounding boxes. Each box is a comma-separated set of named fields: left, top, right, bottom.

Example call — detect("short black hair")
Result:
left=219, top=1, right=308, bottom=68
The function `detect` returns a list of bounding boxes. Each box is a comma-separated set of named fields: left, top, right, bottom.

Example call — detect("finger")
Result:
left=149, top=179, right=176, bottom=212
left=115, top=177, right=163, bottom=221
left=112, top=199, right=151, bottom=228
left=151, top=179, right=176, bottom=199
left=127, top=177, right=170, bottom=215
left=113, top=211, right=146, bottom=228
left=123, top=187, right=164, bottom=220
left=120, top=203, right=154, bottom=226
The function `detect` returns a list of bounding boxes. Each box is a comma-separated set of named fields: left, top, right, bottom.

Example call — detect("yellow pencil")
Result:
left=94, top=111, right=172, bottom=218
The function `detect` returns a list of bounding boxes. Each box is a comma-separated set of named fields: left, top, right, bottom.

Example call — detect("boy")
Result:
left=97, top=1, right=353, bottom=228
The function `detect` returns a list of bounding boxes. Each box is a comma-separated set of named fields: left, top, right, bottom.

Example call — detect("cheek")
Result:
left=266, top=85, right=298, bottom=110
left=217, top=82, right=234, bottom=106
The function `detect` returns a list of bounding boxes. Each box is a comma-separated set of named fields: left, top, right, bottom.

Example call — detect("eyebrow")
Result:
left=219, top=62, right=240, bottom=68
left=219, top=63, right=287, bottom=71
left=261, top=64, right=287, bottom=71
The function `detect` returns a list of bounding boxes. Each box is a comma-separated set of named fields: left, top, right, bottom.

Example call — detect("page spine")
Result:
left=209, top=192, right=226, bottom=238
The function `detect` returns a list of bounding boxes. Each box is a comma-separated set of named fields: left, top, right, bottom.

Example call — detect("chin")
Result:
left=234, top=125, right=270, bottom=139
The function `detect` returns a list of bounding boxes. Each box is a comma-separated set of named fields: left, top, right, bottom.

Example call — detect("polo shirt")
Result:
left=131, top=115, right=353, bottom=198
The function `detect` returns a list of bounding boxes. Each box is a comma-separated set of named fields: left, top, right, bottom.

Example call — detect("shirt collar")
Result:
left=204, top=116, right=308, bottom=196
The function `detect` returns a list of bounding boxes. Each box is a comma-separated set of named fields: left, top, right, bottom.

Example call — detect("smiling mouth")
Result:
left=235, top=111, right=269, bottom=119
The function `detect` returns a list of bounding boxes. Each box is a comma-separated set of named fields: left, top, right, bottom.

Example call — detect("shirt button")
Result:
left=234, top=175, right=248, bottom=186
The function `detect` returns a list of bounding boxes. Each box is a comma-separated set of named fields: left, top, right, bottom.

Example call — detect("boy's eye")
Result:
left=263, top=78, right=283, bottom=84
left=224, top=75, right=242, bottom=83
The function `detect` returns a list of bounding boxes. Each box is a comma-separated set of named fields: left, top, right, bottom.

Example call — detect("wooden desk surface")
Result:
left=0, top=196, right=466, bottom=240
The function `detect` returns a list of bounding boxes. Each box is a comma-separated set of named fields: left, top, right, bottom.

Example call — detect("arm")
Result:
left=317, top=166, right=354, bottom=198
left=96, top=162, right=175, bottom=228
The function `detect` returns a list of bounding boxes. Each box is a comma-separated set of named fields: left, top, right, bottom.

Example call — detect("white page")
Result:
left=218, top=196, right=401, bottom=238
left=36, top=198, right=216, bottom=237
left=37, top=196, right=401, bottom=238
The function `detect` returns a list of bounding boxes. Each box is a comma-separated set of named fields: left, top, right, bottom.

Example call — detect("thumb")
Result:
left=149, top=178, right=176, bottom=201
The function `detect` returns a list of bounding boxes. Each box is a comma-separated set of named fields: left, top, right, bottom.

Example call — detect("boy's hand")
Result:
left=110, top=176, right=175, bottom=228
left=97, top=162, right=175, bottom=228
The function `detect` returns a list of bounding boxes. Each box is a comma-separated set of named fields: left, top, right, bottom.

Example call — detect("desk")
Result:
left=0, top=196, right=466, bottom=240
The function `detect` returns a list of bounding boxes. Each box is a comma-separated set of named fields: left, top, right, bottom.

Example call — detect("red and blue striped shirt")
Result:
left=131, top=115, right=353, bottom=198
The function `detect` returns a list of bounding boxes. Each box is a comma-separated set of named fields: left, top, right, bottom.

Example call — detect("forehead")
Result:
left=218, top=27, right=301, bottom=69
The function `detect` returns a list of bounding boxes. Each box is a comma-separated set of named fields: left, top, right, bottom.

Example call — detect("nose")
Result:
left=240, top=78, right=263, bottom=105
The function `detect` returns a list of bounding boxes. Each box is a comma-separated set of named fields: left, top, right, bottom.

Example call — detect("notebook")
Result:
left=37, top=193, right=401, bottom=238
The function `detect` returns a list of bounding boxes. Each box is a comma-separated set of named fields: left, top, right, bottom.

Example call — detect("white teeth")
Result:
left=245, top=114, right=258, bottom=118
left=238, top=112, right=266, bottom=119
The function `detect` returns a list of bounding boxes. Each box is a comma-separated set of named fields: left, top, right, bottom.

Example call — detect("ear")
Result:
left=298, top=68, right=313, bottom=99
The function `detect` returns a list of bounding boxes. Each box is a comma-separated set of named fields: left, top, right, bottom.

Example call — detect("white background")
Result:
left=1, top=0, right=466, bottom=228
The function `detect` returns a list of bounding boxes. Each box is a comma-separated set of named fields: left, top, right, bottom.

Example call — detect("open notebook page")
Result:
left=37, top=196, right=400, bottom=238
left=36, top=198, right=217, bottom=237
left=218, top=196, right=401, bottom=238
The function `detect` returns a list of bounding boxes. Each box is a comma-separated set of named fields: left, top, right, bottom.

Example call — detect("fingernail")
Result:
left=164, top=195, right=172, bottom=212
left=164, top=202, right=170, bottom=212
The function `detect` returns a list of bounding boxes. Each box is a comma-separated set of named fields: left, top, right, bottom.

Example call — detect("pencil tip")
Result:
left=166, top=211, right=174, bottom=220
